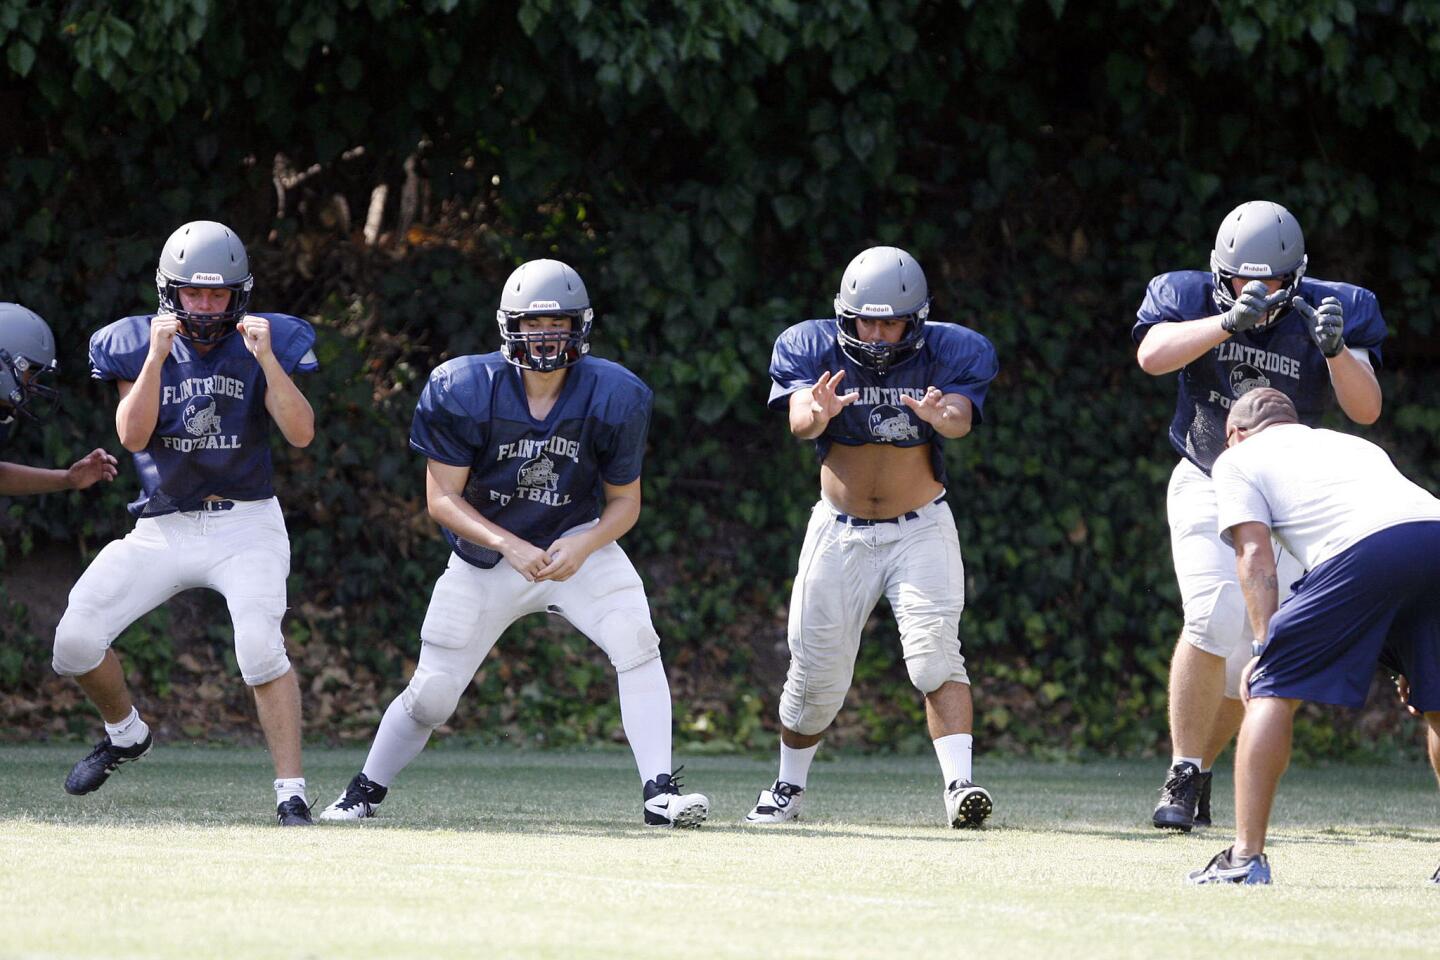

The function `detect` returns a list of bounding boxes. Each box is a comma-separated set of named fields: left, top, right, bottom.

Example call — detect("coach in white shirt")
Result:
left=1187, top=386, right=1440, bottom=885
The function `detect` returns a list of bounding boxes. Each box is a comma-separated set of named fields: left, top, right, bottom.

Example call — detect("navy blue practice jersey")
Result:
left=1132, top=271, right=1386, bottom=474
left=410, top=353, right=652, bottom=569
left=767, top=318, right=998, bottom=485
left=0, top=417, right=11, bottom=452
left=89, top=313, right=319, bottom=516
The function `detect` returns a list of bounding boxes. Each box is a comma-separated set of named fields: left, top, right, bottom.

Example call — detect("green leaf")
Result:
left=1229, top=17, right=1261, bottom=56
left=6, top=39, right=34, bottom=77
left=518, top=3, right=543, bottom=36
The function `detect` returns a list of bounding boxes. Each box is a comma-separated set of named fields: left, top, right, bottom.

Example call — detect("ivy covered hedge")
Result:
left=3, top=0, right=1438, bottom=757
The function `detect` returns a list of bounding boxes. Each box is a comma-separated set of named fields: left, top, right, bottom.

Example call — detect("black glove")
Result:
left=1291, top=295, right=1345, bottom=358
left=1220, top=280, right=1273, bottom=334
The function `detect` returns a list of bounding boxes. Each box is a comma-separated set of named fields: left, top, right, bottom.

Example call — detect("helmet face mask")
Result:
left=496, top=309, right=594, bottom=373
left=155, top=221, right=254, bottom=345
left=495, top=260, right=594, bottom=372
left=0, top=303, right=59, bottom=422
left=835, top=301, right=929, bottom=374
left=833, top=246, right=931, bottom=374
left=1210, top=201, right=1307, bottom=324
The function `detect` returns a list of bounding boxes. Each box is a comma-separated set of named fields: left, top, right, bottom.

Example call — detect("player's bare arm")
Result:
left=424, top=458, right=550, bottom=581
left=1291, top=294, right=1383, bottom=424
left=239, top=316, right=315, bottom=447
left=1230, top=519, right=1278, bottom=703
left=900, top=388, right=973, bottom=439
left=1136, top=281, right=1285, bottom=375
left=1326, top=347, right=1382, bottom=424
left=535, top=477, right=641, bottom=583
left=114, top=314, right=179, bottom=450
left=789, top=369, right=857, bottom=439
left=0, top=448, right=118, bottom=495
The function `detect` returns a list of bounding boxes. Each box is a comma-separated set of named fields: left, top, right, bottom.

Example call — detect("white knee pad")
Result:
left=778, top=663, right=848, bottom=737
left=904, top=646, right=969, bottom=694
left=1181, top=579, right=1248, bottom=657
left=402, top=670, right=465, bottom=728
left=51, top=606, right=109, bottom=677
left=590, top=610, right=661, bottom=672
left=230, top=597, right=291, bottom=686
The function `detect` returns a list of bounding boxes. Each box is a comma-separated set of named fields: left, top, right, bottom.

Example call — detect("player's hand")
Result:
left=1292, top=295, right=1345, bottom=358
left=1220, top=280, right=1277, bottom=335
left=534, top=534, right=595, bottom=583
left=502, top=538, right=550, bottom=583
left=1393, top=674, right=1422, bottom=718
left=66, top=448, right=119, bottom=490
left=899, top=386, right=946, bottom=424
left=808, top=370, right=858, bottom=422
left=1239, top=656, right=1261, bottom=705
left=148, top=314, right=181, bottom=359
left=236, top=315, right=274, bottom=362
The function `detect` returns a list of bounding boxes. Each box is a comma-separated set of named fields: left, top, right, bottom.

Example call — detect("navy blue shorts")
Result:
left=1248, top=521, right=1440, bottom=712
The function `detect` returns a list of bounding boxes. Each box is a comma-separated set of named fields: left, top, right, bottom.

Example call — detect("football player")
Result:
left=1133, top=201, right=1385, bottom=832
left=321, top=259, right=709, bottom=828
left=1190, top=388, right=1440, bottom=884
left=52, top=221, right=319, bottom=826
left=747, top=245, right=999, bottom=828
left=0, top=302, right=117, bottom=495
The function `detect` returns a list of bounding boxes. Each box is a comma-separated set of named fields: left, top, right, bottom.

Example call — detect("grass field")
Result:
left=2, top=744, right=1438, bottom=959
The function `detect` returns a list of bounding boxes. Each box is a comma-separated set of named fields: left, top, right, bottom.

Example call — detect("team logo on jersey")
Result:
left=430, top=365, right=452, bottom=394
left=517, top=452, right=560, bottom=491
left=1228, top=363, right=1270, bottom=397
left=868, top=404, right=919, bottom=442
left=182, top=396, right=223, bottom=436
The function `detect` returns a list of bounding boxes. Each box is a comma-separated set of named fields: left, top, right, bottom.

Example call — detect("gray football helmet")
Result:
left=1210, top=201, right=1307, bottom=315
left=0, top=302, right=59, bottom=420
left=495, top=259, right=593, bottom=372
left=155, top=220, right=254, bottom=343
left=834, top=246, right=930, bottom=373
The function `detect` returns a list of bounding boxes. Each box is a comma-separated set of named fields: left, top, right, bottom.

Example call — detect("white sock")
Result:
left=361, top=697, right=434, bottom=787
left=1173, top=755, right=1204, bottom=770
left=933, top=733, right=973, bottom=786
left=274, top=777, right=306, bottom=806
left=104, top=707, right=149, bottom=748
left=779, top=742, right=819, bottom=789
left=617, top=658, right=672, bottom=784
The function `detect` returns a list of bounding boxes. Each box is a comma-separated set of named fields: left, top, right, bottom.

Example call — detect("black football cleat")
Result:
left=643, top=768, right=709, bottom=828
left=1193, top=770, right=1214, bottom=828
left=1152, top=760, right=1201, bottom=832
left=945, top=779, right=994, bottom=829
left=318, top=772, right=388, bottom=821
left=64, top=732, right=153, bottom=796
left=277, top=795, right=314, bottom=826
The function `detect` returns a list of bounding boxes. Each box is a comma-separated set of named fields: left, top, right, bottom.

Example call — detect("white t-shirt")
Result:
left=1212, top=423, right=1440, bottom=570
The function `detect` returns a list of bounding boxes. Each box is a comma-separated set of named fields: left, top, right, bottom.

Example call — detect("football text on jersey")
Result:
left=160, top=376, right=245, bottom=452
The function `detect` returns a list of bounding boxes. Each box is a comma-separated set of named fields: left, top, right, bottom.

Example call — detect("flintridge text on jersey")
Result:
left=1213, top=342, right=1301, bottom=380
left=162, top=375, right=247, bottom=404
left=496, top=435, right=582, bottom=463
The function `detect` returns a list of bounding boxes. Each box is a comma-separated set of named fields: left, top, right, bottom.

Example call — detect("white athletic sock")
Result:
left=361, top=697, right=434, bottom=787
left=778, top=742, right=819, bottom=789
left=274, top=777, right=306, bottom=806
left=617, top=658, right=672, bottom=784
left=1173, top=755, right=1204, bottom=770
left=933, top=733, right=973, bottom=786
left=104, top=707, right=149, bottom=748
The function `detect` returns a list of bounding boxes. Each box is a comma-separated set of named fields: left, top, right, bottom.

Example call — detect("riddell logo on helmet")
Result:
left=1238, top=263, right=1273, bottom=275
left=527, top=300, right=561, bottom=310
left=860, top=303, right=894, bottom=315
left=189, top=272, right=225, bottom=283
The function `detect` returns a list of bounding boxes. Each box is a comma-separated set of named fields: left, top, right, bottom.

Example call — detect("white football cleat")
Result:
left=744, top=780, right=805, bottom=824
left=643, top=771, right=709, bottom=828
left=945, top=779, right=992, bottom=829
left=318, top=772, right=387, bottom=821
